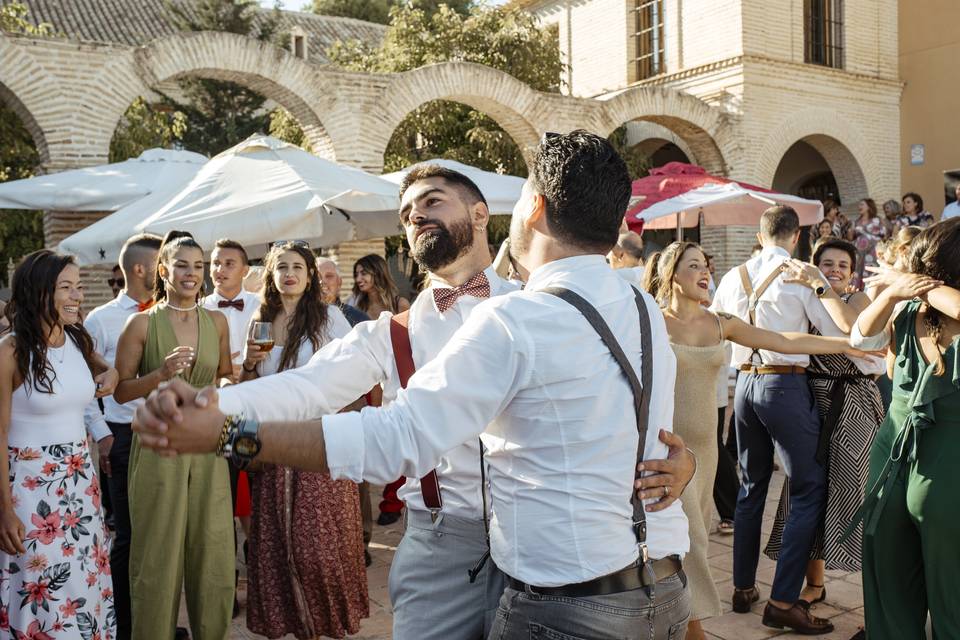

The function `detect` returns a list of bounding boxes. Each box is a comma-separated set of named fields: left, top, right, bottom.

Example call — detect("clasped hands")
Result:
left=132, top=378, right=697, bottom=512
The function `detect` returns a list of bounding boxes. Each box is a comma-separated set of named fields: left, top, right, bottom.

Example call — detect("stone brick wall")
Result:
left=43, top=211, right=117, bottom=312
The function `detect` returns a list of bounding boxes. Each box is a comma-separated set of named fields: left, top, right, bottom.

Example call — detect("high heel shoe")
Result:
left=798, top=582, right=826, bottom=607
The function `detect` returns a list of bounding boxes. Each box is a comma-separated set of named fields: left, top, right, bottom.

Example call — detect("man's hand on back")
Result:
left=634, top=429, right=696, bottom=513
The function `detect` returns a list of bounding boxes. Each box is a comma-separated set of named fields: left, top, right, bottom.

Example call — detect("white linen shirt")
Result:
left=219, top=266, right=518, bottom=520
left=83, top=293, right=144, bottom=431
left=322, top=255, right=689, bottom=587
left=941, top=201, right=960, bottom=221
left=203, top=289, right=260, bottom=365
left=615, top=265, right=645, bottom=288
left=713, top=246, right=846, bottom=368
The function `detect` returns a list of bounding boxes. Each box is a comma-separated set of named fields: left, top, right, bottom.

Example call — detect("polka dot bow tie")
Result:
left=432, top=272, right=491, bottom=313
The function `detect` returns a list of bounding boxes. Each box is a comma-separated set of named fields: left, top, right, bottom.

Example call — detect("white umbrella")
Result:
left=135, top=135, right=401, bottom=258
left=0, top=149, right=206, bottom=212
left=382, top=158, right=525, bottom=216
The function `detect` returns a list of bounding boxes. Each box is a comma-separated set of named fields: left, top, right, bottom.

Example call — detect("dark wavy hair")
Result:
left=351, top=254, right=400, bottom=314
left=3, top=250, right=96, bottom=393
left=908, top=217, right=960, bottom=376
left=812, top=237, right=857, bottom=268
left=259, top=242, right=331, bottom=372
left=153, top=230, right=204, bottom=302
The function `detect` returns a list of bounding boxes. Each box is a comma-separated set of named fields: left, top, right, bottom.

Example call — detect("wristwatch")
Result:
left=222, top=414, right=262, bottom=469
left=813, top=280, right=828, bottom=297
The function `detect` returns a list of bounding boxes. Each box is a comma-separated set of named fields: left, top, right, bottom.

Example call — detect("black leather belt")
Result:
left=506, top=556, right=683, bottom=598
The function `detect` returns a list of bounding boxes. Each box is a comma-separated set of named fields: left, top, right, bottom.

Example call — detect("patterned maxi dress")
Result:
left=246, top=314, right=368, bottom=640
left=764, top=320, right=885, bottom=570
left=853, top=217, right=887, bottom=289
left=1, top=338, right=115, bottom=639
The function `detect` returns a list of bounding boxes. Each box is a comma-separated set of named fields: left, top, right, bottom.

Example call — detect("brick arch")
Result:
left=373, top=62, right=543, bottom=168
left=105, top=32, right=338, bottom=159
left=0, top=35, right=53, bottom=166
left=753, top=108, right=875, bottom=207
left=594, top=86, right=731, bottom=176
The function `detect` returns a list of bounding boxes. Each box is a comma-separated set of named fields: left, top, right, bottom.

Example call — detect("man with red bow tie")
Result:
left=203, top=238, right=259, bottom=384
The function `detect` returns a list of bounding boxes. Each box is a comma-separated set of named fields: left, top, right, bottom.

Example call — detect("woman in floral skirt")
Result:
left=0, top=250, right=119, bottom=639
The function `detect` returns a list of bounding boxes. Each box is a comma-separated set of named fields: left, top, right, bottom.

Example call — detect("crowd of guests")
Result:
left=0, top=130, right=957, bottom=640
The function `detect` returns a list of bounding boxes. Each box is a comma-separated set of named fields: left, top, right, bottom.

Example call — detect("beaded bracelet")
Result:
left=214, top=415, right=236, bottom=457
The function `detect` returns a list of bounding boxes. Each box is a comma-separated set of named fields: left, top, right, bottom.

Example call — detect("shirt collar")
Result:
left=430, top=265, right=503, bottom=291
left=760, top=245, right=791, bottom=260
left=118, top=293, right=143, bottom=310
left=525, top=254, right=608, bottom=291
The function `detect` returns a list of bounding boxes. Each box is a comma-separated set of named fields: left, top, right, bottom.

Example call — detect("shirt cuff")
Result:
left=850, top=319, right=890, bottom=351
left=218, top=386, right=245, bottom=417
left=86, top=417, right=112, bottom=442
left=322, top=412, right=365, bottom=483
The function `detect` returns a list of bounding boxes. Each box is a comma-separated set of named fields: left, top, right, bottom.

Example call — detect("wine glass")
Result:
left=248, top=321, right=274, bottom=353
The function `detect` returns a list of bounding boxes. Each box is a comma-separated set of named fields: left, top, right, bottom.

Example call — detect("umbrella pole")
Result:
left=676, top=212, right=683, bottom=241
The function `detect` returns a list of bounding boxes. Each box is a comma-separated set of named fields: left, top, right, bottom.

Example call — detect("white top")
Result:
left=615, top=265, right=645, bottom=288
left=203, top=289, right=261, bottom=365
left=244, top=305, right=353, bottom=376
left=11, top=338, right=96, bottom=448
left=711, top=246, right=845, bottom=368
left=322, top=255, right=689, bottom=586
left=83, top=293, right=144, bottom=428
left=220, top=266, right=518, bottom=521
left=941, top=201, right=960, bottom=221
left=850, top=300, right=910, bottom=351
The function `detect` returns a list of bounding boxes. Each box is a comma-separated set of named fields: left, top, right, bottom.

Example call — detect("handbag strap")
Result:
left=540, top=285, right=653, bottom=553
left=389, top=311, right=443, bottom=516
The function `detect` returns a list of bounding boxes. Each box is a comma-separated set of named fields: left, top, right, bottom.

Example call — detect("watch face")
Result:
left=235, top=436, right=260, bottom=456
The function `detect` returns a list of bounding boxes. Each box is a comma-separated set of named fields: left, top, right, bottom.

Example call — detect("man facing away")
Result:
left=83, top=233, right=162, bottom=640
left=609, top=230, right=646, bottom=286
left=711, top=206, right=846, bottom=634
left=134, top=132, right=697, bottom=639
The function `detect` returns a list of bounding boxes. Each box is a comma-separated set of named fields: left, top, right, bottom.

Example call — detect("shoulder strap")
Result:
left=388, top=310, right=443, bottom=515
left=738, top=263, right=781, bottom=326
left=540, top=285, right=652, bottom=552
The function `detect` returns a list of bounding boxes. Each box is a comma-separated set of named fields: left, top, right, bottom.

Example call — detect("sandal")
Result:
left=717, top=519, right=735, bottom=534
left=798, top=582, right=826, bottom=607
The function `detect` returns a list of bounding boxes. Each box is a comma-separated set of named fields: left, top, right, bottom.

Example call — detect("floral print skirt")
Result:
left=1, top=440, right=116, bottom=639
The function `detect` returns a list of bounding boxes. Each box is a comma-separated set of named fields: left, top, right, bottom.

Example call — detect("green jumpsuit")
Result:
left=128, top=306, right=235, bottom=640
left=861, top=301, right=960, bottom=639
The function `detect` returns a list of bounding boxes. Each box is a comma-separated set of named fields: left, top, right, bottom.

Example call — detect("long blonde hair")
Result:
left=641, top=241, right=701, bottom=306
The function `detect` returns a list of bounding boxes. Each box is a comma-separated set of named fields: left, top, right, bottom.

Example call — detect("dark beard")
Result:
left=410, top=217, right=474, bottom=272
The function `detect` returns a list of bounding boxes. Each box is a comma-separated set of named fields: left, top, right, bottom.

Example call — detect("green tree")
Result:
left=328, top=4, right=563, bottom=176
left=0, top=3, right=52, bottom=281
left=109, top=97, right=188, bottom=163
left=268, top=108, right=312, bottom=152
left=159, top=0, right=282, bottom=156
left=607, top=125, right=651, bottom=181
left=309, top=0, right=472, bottom=23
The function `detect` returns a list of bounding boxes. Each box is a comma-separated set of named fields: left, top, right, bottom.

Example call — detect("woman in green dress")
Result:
left=851, top=218, right=960, bottom=639
left=115, top=232, right=234, bottom=640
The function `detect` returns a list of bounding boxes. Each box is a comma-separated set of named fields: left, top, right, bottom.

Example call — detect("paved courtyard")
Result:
left=206, top=471, right=865, bottom=640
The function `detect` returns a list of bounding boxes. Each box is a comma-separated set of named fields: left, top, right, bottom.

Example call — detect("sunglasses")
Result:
left=271, top=240, right=311, bottom=249
left=108, top=278, right=125, bottom=288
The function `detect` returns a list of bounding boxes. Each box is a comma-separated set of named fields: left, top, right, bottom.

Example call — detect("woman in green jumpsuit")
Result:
left=115, top=233, right=234, bottom=640
left=852, top=218, right=960, bottom=639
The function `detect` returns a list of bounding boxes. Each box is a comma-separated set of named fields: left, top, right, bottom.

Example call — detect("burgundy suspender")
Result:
left=389, top=311, right=444, bottom=518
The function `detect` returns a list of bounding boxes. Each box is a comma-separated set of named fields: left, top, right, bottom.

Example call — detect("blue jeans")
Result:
left=732, top=373, right=827, bottom=603
left=488, top=571, right=690, bottom=640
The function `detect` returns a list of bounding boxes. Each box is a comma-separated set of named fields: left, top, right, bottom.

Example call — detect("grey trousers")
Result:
left=388, top=509, right=505, bottom=640
left=488, top=570, right=690, bottom=640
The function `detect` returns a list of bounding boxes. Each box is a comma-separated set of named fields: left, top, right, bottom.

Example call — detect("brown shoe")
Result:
left=762, top=602, right=834, bottom=635
left=732, top=586, right=760, bottom=613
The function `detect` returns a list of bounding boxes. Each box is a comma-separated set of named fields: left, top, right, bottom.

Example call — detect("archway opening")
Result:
left=0, top=83, right=45, bottom=285
left=772, top=140, right=840, bottom=203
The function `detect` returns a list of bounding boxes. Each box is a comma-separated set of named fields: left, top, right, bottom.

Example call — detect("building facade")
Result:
left=523, top=0, right=903, bottom=267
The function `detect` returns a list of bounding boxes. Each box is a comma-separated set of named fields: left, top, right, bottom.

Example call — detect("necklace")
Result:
left=165, top=301, right=198, bottom=312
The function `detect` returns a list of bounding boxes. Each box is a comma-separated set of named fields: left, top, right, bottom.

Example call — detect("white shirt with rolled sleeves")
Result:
left=321, top=255, right=689, bottom=587
left=83, top=293, right=145, bottom=440
left=711, top=246, right=883, bottom=374
left=203, top=290, right=260, bottom=366
left=218, top=265, right=518, bottom=521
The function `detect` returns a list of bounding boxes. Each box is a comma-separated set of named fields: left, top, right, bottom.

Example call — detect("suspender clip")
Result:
left=429, top=508, right=441, bottom=524
left=638, top=541, right=649, bottom=564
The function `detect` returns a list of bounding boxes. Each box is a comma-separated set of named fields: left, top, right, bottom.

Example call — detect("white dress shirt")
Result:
left=83, top=293, right=145, bottom=436
left=322, top=255, right=689, bottom=586
left=203, top=289, right=261, bottom=365
left=615, top=265, right=645, bottom=288
left=941, top=201, right=960, bottom=221
left=241, top=305, right=353, bottom=376
left=712, top=246, right=845, bottom=368
left=220, top=266, right=518, bottom=520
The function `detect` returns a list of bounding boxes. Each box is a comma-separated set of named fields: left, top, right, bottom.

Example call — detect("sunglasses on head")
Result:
left=108, top=278, right=124, bottom=288
left=271, top=240, right=311, bottom=249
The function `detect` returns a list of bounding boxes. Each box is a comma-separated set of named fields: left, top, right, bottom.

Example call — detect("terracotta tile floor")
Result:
left=201, top=472, right=866, bottom=639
